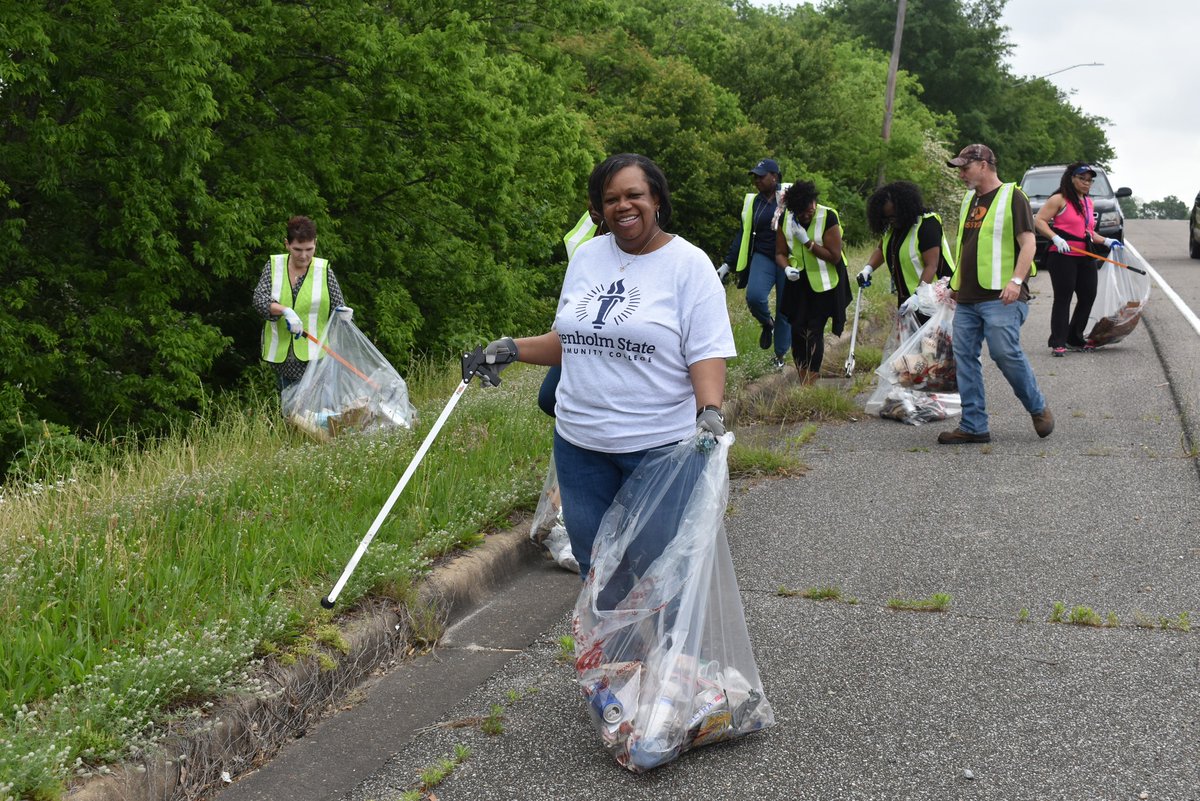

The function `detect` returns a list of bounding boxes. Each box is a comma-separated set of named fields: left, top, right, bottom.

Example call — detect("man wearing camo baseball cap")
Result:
left=945, top=143, right=996, bottom=168
left=937, top=142, right=1054, bottom=445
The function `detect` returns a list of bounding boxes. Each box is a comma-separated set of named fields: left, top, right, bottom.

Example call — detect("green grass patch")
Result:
left=0, top=359, right=555, bottom=800
left=776, top=584, right=858, bottom=604
left=887, top=593, right=952, bottom=612
left=729, top=440, right=807, bottom=478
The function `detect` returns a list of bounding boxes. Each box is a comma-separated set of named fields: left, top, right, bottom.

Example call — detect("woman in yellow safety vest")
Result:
left=861, top=181, right=955, bottom=323
left=775, top=181, right=851, bottom=384
left=252, top=215, right=349, bottom=395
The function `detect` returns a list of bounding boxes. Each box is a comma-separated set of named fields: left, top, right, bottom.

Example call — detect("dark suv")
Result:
left=1190, top=190, right=1200, bottom=259
left=1020, top=164, right=1132, bottom=268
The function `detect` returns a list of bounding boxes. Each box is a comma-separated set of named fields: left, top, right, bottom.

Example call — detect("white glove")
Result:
left=281, top=307, right=304, bottom=337
left=334, top=305, right=354, bottom=321
left=915, top=281, right=938, bottom=316
left=715, top=263, right=731, bottom=284
left=1050, top=235, right=1071, bottom=254
left=856, top=265, right=873, bottom=287
left=898, top=295, right=919, bottom=315
left=792, top=224, right=810, bottom=245
left=1104, top=238, right=1122, bottom=250
left=785, top=267, right=801, bottom=282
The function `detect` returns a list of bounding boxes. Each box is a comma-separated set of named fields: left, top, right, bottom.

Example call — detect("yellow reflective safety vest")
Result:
left=782, top=204, right=844, bottom=292
left=563, top=210, right=598, bottom=260
left=261, top=255, right=330, bottom=363
left=882, top=212, right=957, bottom=295
left=952, top=183, right=1036, bottom=291
left=734, top=193, right=757, bottom=273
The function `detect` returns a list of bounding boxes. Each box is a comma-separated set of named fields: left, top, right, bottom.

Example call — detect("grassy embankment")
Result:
left=0, top=245, right=894, bottom=800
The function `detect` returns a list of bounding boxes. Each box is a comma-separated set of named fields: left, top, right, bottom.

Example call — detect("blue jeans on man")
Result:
left=745, top=251, right=790, bottom=359
left=951, top=299, right=1047, bottom=435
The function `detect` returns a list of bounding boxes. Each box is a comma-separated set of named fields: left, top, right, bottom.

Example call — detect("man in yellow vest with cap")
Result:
left=253, top=215, right=350, bottom=396
left=938, top=144, right=1054, bottom=444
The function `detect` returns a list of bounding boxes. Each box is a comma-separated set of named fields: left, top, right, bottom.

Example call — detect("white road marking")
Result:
left=1125, top=240, right=1200, bottom=338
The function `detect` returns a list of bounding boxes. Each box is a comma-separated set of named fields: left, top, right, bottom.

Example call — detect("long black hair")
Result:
left=1054, top=161, right=1091, bottom=217
left=866, top=181, right=926, bottom=237
left=587, top=153, right=672, bottom=229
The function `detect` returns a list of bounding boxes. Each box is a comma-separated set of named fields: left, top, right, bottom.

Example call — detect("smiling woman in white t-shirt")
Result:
left=469, top=153, right=736, bottom=580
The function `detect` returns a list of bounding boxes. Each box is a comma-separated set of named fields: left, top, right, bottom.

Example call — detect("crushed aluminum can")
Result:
left=590, top=686, right=624, bottom=726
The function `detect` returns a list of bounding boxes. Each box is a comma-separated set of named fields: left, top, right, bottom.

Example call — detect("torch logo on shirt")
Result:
left=576, top=279, right=640, bottom=330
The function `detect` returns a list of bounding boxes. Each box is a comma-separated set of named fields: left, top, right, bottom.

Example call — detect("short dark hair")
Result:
left=781, top=181, right=818, bottom=215
left=587, top=153, right=672, bottom=229
left=286, top=215, right=317, bottom=243
left=866, top=181, right=927, bottom=237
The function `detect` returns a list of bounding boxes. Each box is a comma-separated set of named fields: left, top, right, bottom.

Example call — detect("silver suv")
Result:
left=1020, top=164, right=1132, bottom=267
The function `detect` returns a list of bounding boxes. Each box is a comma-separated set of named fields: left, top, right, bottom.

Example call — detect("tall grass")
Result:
left=0, top=359, right=554, bottom=800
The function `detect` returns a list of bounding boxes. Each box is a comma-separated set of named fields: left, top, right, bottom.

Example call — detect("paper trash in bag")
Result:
left=572, top=433, right=774, bottom=773
left=1085, top=248, right=1152, bottom=347
left=867, top=281, right=959, bottom=424
left=282, top=313, right=416, bottom=440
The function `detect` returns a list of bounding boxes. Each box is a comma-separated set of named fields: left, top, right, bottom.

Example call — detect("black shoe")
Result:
left=759, top=323, right=773, bottom=350
left=937, top=427, right=991, bottom=445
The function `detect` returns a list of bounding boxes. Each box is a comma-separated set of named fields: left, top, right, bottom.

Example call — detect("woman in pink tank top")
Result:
left=1033, top=162, right=1123, bottom=355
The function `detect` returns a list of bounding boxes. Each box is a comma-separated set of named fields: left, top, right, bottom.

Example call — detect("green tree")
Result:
left=0, top=0, right=601, bottom=474
left=1139, top=195, right=1188, bottom=220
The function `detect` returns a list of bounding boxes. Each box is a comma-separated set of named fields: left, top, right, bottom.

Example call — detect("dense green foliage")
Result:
left=0, top=0, right=1112, bottom=476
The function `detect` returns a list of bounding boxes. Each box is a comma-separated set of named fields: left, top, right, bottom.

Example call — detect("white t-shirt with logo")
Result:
left=554, top=233, right=736, bottom=453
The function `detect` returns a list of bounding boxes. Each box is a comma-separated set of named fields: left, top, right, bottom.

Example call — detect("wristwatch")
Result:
left=1009, top=276, right=1023, bottom=286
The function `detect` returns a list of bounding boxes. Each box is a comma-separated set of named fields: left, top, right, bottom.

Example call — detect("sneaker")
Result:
left=759, top=323, right=773, bottom=350
left=1051, top=347, right=1066, bottom=357
left=937, top=427, right=991, bottom=445
left=1082, top=339, right=1097, bottom=352
left=1032, top=407, right=1055, bottom=438
left=772, top=356, right=786, bottom=371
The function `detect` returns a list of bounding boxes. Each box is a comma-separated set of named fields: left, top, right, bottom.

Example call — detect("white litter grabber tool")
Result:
left=320, top=346, right=501, bottom=609
left=844, top=285, right=865, bottom=378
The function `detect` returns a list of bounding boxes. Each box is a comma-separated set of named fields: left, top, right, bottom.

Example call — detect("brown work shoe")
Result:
left=1032, top=407, right=1055, bottom=438
left=937, top=427, right=992, bottom=444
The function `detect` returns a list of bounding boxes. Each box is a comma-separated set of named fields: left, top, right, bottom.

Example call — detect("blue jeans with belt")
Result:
left=952, top=299, right=1047, bottom=435
left=745, top=251, right=791, bottom=358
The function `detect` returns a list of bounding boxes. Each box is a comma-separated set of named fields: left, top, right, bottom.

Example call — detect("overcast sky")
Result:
left=999, top=0, right=1196, bottom=203
left=753, top=0, right=1198, bottom=203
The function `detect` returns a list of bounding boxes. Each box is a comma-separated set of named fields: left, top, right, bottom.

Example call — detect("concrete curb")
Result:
left=67, top=524, right=539, bottom=801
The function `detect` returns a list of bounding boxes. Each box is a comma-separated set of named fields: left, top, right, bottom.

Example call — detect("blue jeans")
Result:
left=745, top=251, right=791, bottom=358
left=952, top=300, right=1046, bottom=435
left=553, top=431, right=704, bottom=606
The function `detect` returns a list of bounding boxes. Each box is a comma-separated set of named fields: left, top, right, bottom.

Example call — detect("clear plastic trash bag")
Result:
left=874, top=285, right=957, bottom=394
left=1085, top=252, right=1152, bottom=347
left=281, top=313, right=415, bottom=441
left=529, top=455, right=579, bottom=573
left=572, top=433, right=774, bottom=773
left=866, top=289, right=961, bottom=425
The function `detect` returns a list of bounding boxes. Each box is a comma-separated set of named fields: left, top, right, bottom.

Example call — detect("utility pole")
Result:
left=877, top=0, right=907, bottom=188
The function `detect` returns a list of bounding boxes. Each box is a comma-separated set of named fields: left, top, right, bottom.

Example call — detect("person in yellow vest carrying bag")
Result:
left=861, top=180, right=955, bottom=324
left=775, top=181, right=852, bottom=385
left=937, top=144, right=1054, bottom=445
left=718, top=158, right=791, bottom=370
left=253, top=215, right=350, bottom=396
